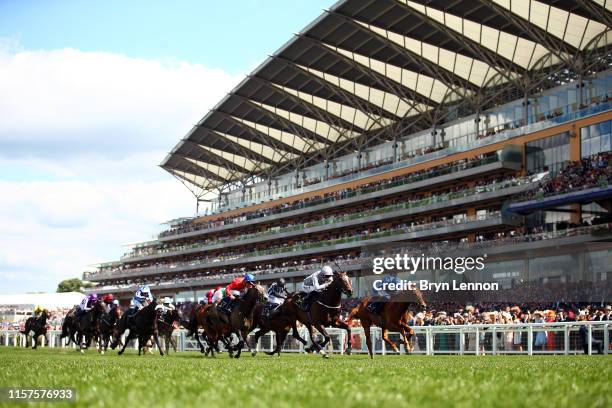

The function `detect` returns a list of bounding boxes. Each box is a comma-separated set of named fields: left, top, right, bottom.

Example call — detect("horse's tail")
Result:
left=347, top=299, right=367, bottom=324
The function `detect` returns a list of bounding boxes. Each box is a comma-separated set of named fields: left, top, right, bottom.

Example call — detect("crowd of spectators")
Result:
left=0, top=306, right=74, bottom=330
left=521, top=152, right=611, bottom=201
left=158, top=153, right=499, bottom=238
left=123, top=173, right=531, bottom=261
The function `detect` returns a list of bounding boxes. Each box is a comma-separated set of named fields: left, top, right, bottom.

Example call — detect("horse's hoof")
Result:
left=251, top=351, right=257, bottom=357
left=100, top=350, right=105, bottom=355
left=322, top=353, right=330, bottom=359
left=80, top=349, right=84, bottom=354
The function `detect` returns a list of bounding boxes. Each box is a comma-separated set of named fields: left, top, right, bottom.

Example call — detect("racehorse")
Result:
left=20, top=309, right=49, bottom=349
left=98, top=306, right=121, bottom=354
left=113, top=300, right=164, bottom=356
left=249, top=301, right=308, bottom=357
left=225, top=284, right=267, bottom=358
left=60, top=307, right=79, bottom=346
left=282, top=271, right=353, bottom=357
left=198, top=285, right=266, bottom=358
left=348, top=289, right=426, bottom=358
left=182, top=303, right=215, bottom=355
left=77, top=300, right=105, bottom=353
left=157, top=308, right=180, bottom=354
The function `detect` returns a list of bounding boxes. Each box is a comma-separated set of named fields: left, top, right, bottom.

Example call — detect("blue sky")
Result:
left=0, top=0, right=333, bottom=294
left=0, top=0, right=331, bottom=73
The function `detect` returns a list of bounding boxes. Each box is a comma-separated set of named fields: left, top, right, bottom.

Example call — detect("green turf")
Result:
left=0, top=348, right=610, bottom=408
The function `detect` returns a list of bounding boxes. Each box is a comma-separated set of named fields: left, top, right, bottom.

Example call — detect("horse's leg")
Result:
left=304, top=322, right=321, bottom=353
left=171, top=335, right=177, bottom=353
left=118, top=332, right=133, bottom=355
left=152, top=332, right=164, bottom=356
left=276, top=329, right=288, bottom=357
left=399, top=321, right=415, bottom=354
left=291, top=321, right=308, bottom=346
left=334, top=318, right=352, bottom=355
left=32, top=334, right=37, bottom=350
left=313, top=323, right=331, bottom=358
left=250, top=330, right=262, bottom=357
left=194, top=330, right=206, bottom=354
left=382, top=328, right=399, bottom=353
left=363, top=322, right=374, bottom=359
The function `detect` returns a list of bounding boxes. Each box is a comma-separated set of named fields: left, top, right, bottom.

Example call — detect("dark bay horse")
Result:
left=21, top=310, right=49, bottom=349
left=114, top=301, right=164, bottom=356
left=199, top=285, right=266, bottom=358
left=77, top=300, right=104, bottom=353
left=282, top=271, right=353, bottom=357
left=348, top=289, right=426, bottom=358
left=60, top=307, right=79, bottom=346
left=226, top=284, right=267, bottom=358
left=183, top=303, right=215, bottom=355
left=157, top=308, right=180, bottom=354
left=249, top=301, right=308, bottom=357
left=98, top=306, right=121, bottom=354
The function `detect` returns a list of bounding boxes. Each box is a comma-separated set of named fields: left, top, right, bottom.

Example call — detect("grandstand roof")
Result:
left=161, top=0, right=612, bottom=195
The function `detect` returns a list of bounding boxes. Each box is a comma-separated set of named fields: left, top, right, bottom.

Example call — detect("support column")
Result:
left=467, top=207, right=476, bottom=242
left=569, top=125, right=582, bottom=224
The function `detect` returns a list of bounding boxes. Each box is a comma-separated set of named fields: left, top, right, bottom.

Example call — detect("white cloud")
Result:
left=0, top=43, right=243, bottom=294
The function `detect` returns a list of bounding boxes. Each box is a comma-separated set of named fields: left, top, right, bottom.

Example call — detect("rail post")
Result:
left=604, top=324, right=609, bottom=355
left=459, top=328, right=465, bottom=355
left=564, top=325, right=570, bottom=355
left=587, top=325, right=593, bottom=355
left=492, top=327, right=497, bottom=356
left=527, top=326, right=533, bottom=356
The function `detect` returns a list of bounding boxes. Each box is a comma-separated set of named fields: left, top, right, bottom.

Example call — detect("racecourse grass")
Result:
left=0, top=348, right=609, bottom=408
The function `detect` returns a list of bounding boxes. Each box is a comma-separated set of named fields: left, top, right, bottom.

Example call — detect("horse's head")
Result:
left=245, top=284, right=268, bottom=303
left=334, top=271, right=353, bottom=297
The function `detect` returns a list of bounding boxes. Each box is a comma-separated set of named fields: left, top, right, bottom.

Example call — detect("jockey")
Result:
left=162, top=297, right=175, bottom=311
left=368, top=273, right=400, bottom=314
left=205, top=289, right=215, bottom=304
left=265, top=277, right=288, bottom=318
left=267, top=278, right=287, bottom=305
left=377, top=274, right=400, bottom=300
left=211, top=286, right=225, bottom=304
left=102, top=294, right=115, bottom=314
left=130, top=285, right=153, bottom=311
left=225, top=273, right=256, bottom=300
left=32, top=305, right=44, bottom=318
left=77, top=293, right=98, bottom=319
left=218, top=273, right=256, bottom=313
left=301, top=265, right=334, bottom=309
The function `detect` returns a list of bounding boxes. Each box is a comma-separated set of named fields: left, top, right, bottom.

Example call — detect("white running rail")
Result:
left=2, top=321, right=609, bottom=356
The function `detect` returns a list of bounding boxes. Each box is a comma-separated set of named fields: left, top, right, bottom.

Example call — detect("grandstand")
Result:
left=83, top=0, right=612, bottom=304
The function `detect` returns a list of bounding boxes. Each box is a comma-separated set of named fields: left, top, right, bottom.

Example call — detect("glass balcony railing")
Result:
left=84, top=222, right=612, bottom=290
left=213, top=100, right=612, bottom=214
left=124, top=175, right=537, bottom=261
left=90, top=211, right=504, bottom=280
left=160, top=153, right=504, bottom=239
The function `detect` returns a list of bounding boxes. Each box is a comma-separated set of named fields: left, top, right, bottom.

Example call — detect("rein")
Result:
left=315, top=300, right=341, bottom=309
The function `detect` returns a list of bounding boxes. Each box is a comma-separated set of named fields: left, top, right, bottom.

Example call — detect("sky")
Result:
left=0, top=0, right=332, bottom=294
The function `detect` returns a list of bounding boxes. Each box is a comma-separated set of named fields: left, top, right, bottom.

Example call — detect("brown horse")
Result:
left=98, top=306, right=121, bottom=354
left=282, top=271, right=353, bottom=357
left=191, top=303, right=227, bottom=356
left=21, top=310, right=49, bottom=349
left=348, top=289, right=426, bottom=358
left=249, top=301, right=308, bottom=357
left=157, top=308, right=180, bottom=354
left=226, top=284, right=267, bottom=358
left=77, top=301, right=104, bottom=353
